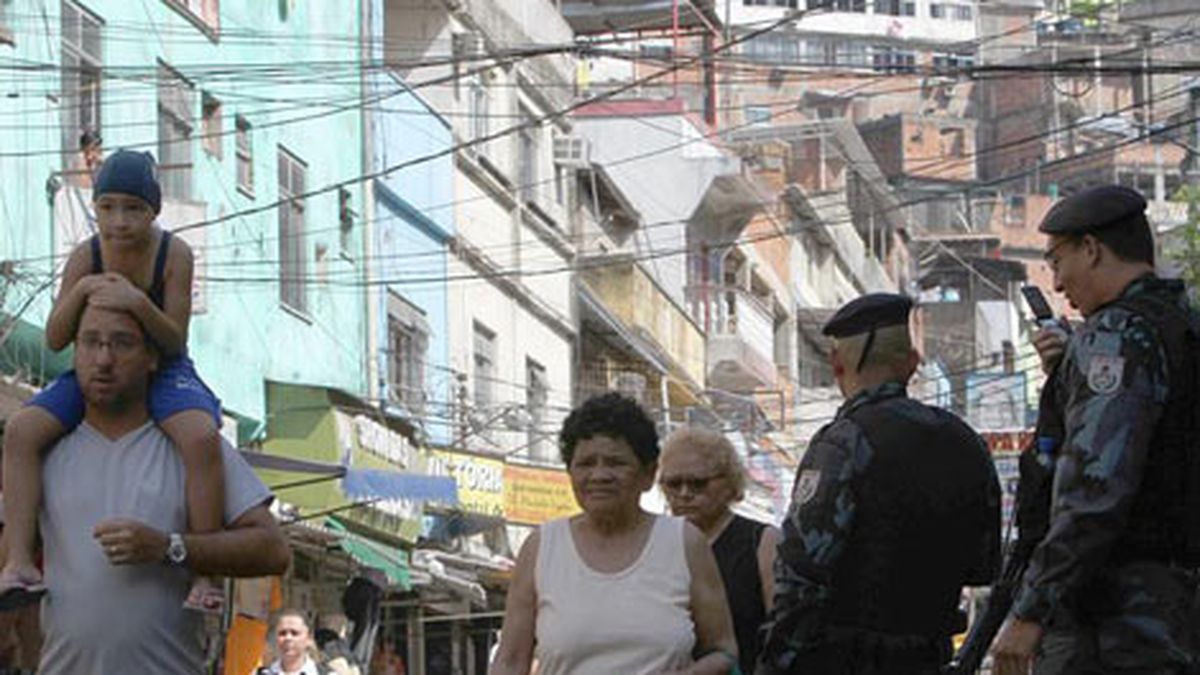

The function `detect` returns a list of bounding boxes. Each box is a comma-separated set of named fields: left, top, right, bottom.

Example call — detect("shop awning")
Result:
left=326, top=518, right=411, bottom=589
left=342, top=468, right=457, bottom=504
left=241, top=451, right=458, bottom=505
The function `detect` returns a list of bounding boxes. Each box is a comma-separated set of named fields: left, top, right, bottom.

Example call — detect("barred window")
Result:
left=157, top=62, right=195, bottom=201
left=278, top=148, right=307, bottom=313
left=235, top=115, right=253, bottom=195
left=61, top=1, right=103, bottom=165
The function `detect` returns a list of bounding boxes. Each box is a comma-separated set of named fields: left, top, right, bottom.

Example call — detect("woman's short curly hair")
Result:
left=558, top=392, right=660, bottom=467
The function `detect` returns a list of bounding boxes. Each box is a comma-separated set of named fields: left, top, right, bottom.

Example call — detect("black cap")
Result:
left=822, top=293, right=913, bottom=338
left=1039, top=185, right=1147, bottom=235
left=94, top=150, right=162, bottom=214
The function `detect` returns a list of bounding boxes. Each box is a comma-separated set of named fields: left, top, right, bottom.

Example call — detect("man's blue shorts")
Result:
left=27, top=354, right=222, bottom=430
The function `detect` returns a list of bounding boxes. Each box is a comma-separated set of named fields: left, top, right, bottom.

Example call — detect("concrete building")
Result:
left=572, top=100, right=769, bottom=415
left=383, top=0, right=577, bottom=469
left=732, top=119, right=911, bottom=442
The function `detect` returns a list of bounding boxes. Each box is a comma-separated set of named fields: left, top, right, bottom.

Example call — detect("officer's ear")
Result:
left=1080, top=234, right=1103, bottom=268
left=830, top=346, right=847, bottom=379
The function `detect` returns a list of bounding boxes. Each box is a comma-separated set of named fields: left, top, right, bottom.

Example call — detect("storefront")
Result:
left=376, top=447, right=513, bottom=675
left=242, top=382, right=458, bottom=671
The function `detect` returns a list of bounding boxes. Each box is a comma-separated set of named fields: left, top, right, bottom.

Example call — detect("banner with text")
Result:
left=504, top=465, right=580, bottom=525
left=427, top=449, right=505, bottom=518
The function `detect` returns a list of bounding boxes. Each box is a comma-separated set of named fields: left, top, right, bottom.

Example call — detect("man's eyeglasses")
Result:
left=660, top=473, right=722, bottom=493
left=77, top=334, right=145, bottom=357
left=1042, top=238, right=1076, bottom=269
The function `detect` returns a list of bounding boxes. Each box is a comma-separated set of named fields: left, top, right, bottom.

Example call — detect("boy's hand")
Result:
left=87, top=274, right=148, bottom=313
left=75, top=273, right=108, bottom=297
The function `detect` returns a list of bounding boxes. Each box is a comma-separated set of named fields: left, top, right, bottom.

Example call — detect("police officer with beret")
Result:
left=757, top=293, right=1001, bottom=674
left=992, top=185, right=1200, bottom=674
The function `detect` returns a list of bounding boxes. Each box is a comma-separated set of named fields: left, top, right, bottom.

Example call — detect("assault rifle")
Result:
left=941, top=542, right=1033, bottom=674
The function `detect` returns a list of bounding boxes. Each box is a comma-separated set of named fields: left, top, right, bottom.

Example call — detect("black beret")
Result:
left=1039, top=185, right=1147, bottom=235
left=822, top=293, right=913, bottom=338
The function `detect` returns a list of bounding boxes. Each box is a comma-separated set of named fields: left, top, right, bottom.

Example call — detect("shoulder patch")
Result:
left=1087, top=354, right=1124, bottom=394
left=793, top=469, right=822, bottom=506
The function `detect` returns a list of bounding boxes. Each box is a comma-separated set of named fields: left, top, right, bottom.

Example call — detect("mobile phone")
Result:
left=1021, top=285, right=1055, bottom=325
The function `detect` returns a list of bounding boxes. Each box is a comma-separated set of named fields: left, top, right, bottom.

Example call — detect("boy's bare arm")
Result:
left=159, top=237, right=195, bottom=350
left=45, top=245, right=103, bottom=351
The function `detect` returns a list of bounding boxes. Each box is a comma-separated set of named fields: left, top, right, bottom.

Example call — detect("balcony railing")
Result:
left=687, top=284, right=777, bottom=388
left=579, top=258, right=706, bottom=389
left=687, top=284, right=774, bottom=352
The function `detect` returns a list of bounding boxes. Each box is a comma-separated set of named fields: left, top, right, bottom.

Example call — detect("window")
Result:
left=518, top=107, right=539, bottom=204
left=1005, top=195, right=1026, bottom=227
left=472, top=322, right=496, bottom=414
left=201, top=92, right=221, bottom=158
left=941, top=128, right=966, bottom=158
left=745, top=105, right=772, bottom=126
left=278, top=148, right=307, bottom=313
left=163, top=0, right=219, bottom=35
left=468, top=79, right=488, bottom=144
left=637, top=44, right=673, bottom=61
left=743, top=34, right=799, bottom=64
left=1, top=0, right=14, bottom=46
left=338, top=187, right=355, bottom=259
left=387, top=292, right=428, bottom=415
left=932, top=53, right=974, bottom=72
left=157, top=62, right=195, bottom=201
left=743, top=0, right=798, bottom=6
left=526, top=358, right=550, bottom=461
left=61, top=1, right=102, bottom=163
left=813, top=0, right=865, bottom=11
left=877, top=0, right=915, bottom=16
left=235, top=115, right=253, bottom=195
left=554, top=164, right=567, bottom=207
left=931, top=2, right=973, bottom=20
left=834, top=41, right=870, bottom=67
left=872, top=47, right=916, bottom=73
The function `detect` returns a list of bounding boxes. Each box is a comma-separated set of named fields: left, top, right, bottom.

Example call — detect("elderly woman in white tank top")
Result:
left=490, top=393, right=738, bottom=675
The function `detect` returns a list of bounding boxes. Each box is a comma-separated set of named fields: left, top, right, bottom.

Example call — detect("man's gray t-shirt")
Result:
left=38, top=422, right=272, bottom=674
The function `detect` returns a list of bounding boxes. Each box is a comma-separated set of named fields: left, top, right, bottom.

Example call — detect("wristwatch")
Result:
left=166, top=532, right=188, bottom=566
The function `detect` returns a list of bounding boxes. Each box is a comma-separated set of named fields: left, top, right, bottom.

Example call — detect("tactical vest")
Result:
left=1110, top=288, right=1200, bottom=567
left=825, top=398, right=999, bottom=641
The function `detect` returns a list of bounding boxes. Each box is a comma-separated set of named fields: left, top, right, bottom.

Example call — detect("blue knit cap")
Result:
left=93, top=150, right=162, bottom=214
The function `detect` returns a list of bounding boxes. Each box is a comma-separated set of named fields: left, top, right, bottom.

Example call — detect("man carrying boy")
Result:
left=1, top=150, right=225, bottom=611
left=38, top=302, right=289, bottom=673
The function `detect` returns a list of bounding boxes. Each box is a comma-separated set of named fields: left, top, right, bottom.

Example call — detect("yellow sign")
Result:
left=504, top=464, right=580, bottom=525
left=427, top=449, right=505, bottom=518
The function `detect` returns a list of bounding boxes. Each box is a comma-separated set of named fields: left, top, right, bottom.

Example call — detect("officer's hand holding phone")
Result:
left=1022, top=286, right=1069, bottom=375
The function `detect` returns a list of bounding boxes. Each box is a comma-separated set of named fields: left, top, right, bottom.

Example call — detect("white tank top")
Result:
left=534, top=515, right=695, bottom=675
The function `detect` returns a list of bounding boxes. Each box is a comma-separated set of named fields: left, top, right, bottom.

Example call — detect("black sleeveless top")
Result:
left=712, top=513, right=768, bottom=674
left=90, top=231, right=172, bottom=310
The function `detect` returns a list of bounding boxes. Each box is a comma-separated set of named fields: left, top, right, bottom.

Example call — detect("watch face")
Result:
left=169, top=535, right=186, bottom=564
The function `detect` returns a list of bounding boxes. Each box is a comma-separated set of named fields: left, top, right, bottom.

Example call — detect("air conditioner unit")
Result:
left=451, top=31, right=486, bottom=60
left=553, top=135, right=591, bottom=168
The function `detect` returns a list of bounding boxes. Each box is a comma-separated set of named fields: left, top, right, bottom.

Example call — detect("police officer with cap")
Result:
left=757, top=293, right=1000, bottom=675
left=992, top=185, right=1200, bottom=674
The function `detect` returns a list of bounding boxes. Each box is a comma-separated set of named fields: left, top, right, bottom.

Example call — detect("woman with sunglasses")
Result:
left=490, top=393, right=737, bottom=675
left=660, top=428, right=779, bottom=675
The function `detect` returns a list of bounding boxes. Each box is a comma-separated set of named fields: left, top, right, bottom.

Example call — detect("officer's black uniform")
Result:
left=757, top=294, right=1002, bottom=674
left=1012, top=185, right=1200, bottom=673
